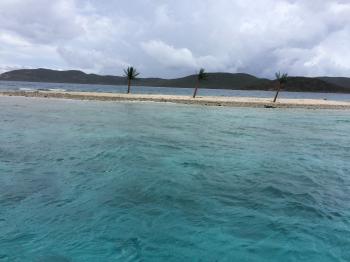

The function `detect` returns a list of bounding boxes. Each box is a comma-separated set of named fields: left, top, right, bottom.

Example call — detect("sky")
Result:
left=0, top=0, right=350, bottom=78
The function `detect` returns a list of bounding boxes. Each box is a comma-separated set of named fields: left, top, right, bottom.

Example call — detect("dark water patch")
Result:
left=0, top=194, right=27, bottom=207
left=4, top=232, right=37, bottom=243
left=35, top=255, right=71, bottom=262
left=0, top=254, right=9, bottom=260
left=336, top=119, right=350, bottom=123
left=283, top=201, right=326, bottom=219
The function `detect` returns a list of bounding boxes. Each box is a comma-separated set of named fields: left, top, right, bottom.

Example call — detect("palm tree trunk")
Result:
left=193, top=81, right=199, bottom=98
left=273, top=83, right=281, bottom=103
left=127, top=79, right=131, bottom=94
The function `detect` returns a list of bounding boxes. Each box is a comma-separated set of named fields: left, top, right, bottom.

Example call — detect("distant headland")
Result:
left=1, top=68, right=349, bottom=93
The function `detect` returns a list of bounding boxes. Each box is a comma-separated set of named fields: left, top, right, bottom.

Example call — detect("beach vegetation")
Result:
left=193, top=68, right=208, bottom=98
left=273, top=72, right=288, bottom=102
left=124, top=67, right=140, bottom=94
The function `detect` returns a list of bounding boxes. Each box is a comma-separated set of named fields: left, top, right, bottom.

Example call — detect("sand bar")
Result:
left=1, top=90, right=350, bottom=109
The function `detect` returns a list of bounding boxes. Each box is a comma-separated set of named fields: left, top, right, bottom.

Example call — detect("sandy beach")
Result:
left=1, top=90, right=350, bottom=109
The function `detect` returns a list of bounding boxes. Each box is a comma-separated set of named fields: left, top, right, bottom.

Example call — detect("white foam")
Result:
left=37, top=88, right=67, bottom=92
left=19, top=88, right=35, bottom=91
left=48, top=88, right=66, bottom=92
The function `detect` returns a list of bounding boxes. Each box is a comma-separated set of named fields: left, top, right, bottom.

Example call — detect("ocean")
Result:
left=0, top=95, right=349, bottom=261
left=1, top=80, right=350, bottom=102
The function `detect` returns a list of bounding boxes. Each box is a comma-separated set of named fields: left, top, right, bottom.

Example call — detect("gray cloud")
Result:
left=1, top=0, right=350, bottom=78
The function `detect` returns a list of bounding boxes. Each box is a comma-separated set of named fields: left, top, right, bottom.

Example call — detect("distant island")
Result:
left=1, top=68, right=349, bottom=93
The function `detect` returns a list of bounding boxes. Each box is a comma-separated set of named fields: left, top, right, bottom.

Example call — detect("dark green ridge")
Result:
left=1, top=68, right=349, bottom=93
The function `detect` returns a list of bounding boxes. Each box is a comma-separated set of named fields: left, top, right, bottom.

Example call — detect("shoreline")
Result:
left=1, top=90, right=350, bottom=109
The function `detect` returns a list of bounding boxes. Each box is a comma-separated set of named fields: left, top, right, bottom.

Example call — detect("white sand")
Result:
left=1, top=90, right=350, bottom=109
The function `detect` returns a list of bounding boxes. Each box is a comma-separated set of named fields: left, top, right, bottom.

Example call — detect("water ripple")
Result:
left=0, top=96, right=349, bottom=261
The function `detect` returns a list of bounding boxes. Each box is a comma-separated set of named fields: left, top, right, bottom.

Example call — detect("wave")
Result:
left=37, top=88, right=67, bottom=92
left=19, top=88, right=35, bottom=91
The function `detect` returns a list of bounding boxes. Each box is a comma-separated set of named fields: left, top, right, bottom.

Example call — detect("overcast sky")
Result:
left=0, top=0, right=350, bottom=78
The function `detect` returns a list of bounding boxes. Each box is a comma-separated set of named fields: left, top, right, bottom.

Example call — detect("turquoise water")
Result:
left=0, top=96, right=349, bottom=261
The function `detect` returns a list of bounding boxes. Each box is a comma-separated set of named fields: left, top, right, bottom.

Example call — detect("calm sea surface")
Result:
left=1, top=80, right=350, bottom=101
left=0, top=96, right=349, bottom=261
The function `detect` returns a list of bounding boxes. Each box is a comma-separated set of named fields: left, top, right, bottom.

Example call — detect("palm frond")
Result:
left=275, top=72, right=281, bottom=80
left=124, top=66, right=140, bottom=80
left=198, top=68, right=208, bottom=81
left=275, top=71, right=288, bottom=84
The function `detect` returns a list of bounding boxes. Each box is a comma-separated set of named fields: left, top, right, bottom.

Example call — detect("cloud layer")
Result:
left=1, top=0, right=350, bottom=78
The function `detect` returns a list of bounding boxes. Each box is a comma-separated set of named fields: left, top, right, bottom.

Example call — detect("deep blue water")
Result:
left=1, top=80, right=350, bottom=102
left=0, top=96, right=350, bottom=261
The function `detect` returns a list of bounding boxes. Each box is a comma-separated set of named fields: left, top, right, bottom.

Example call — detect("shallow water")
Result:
left=1, top=80, right=350, bottom=102
left=0, top=96, right=349, bottom=261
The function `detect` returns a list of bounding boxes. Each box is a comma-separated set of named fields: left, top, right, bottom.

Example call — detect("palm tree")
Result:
left=193, top=68, right=208, bottom=98
left=124, top=66, right=140, bottom=94
left=273, top=72, right=288, bottom=102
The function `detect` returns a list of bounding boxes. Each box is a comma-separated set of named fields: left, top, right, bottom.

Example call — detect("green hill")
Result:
left=140, top=73, right=270, bottom=89
left=317, top=77, right=350, bottom=89
left=252, top=77, right=350, bottom=93
left=1, top=68, right=349, bottom=93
